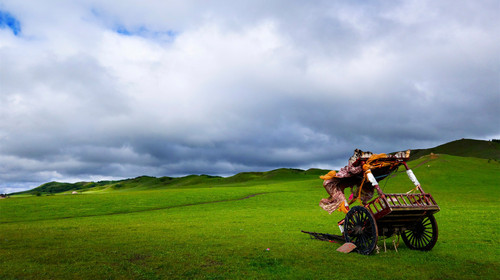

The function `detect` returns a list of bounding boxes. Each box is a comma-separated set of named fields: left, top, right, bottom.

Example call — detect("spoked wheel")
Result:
left=344, top=206, right=378, bottom=255
left=401, top=214, right=438, bottom=251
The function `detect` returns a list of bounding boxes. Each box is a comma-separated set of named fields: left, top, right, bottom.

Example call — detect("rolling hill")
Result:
left=409, top=138, right=500, bottom=160
left=11, top=138, right=499, bottom=196
left=11, top=168, right=327, bottom=196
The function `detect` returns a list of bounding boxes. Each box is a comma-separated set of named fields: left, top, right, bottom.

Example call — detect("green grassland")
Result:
left=1, top=154, right=499, bottom=279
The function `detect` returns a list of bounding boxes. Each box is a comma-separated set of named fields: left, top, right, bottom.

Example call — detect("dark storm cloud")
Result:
left=0, top=0, right=499, bottom=193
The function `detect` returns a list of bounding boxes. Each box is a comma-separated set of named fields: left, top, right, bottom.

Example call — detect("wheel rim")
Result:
left=402, top=215, right=438, bottom=251
left=344, top=206, right=378, bottom=255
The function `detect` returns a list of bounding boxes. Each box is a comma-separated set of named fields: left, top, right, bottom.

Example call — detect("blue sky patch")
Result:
left=0, top=10, right=21, bottom=35
left=115, top=25, right=177, bottom=42
left=89, top=8, right=177, bottom=42
left=116, top=26, right=132, bottom=36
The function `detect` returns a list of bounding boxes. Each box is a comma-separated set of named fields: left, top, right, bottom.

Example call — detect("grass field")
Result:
left=1, top=154, right=499, bottom=279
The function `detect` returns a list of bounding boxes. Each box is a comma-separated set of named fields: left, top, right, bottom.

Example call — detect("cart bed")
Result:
left=366, top=192, right=440, bottom=230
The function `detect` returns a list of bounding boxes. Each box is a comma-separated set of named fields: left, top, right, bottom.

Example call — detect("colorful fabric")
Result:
left=319, top=149, right=409, bottom=214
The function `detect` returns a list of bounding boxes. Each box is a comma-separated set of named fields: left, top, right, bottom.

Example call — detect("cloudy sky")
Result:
left=0, top=0, right=499, bottom=193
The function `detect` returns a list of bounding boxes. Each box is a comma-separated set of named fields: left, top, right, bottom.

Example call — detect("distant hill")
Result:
left=11, top=168, right=327, bottom=196
left=11, top=138, right=499, bottom=196
left=409, top=138, right=500, bottom=161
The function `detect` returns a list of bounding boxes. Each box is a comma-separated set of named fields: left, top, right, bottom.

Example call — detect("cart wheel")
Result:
left=344, top=206, right=378, bottom=255
left=402, top=214, right=438, bottom=251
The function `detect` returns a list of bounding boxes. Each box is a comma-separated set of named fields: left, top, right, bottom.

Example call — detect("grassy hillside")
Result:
left=12, top=168, right=328, bottom=196
left=410, top=138, right=500, bottom=160
left=0, top=154, right=499, bottom=279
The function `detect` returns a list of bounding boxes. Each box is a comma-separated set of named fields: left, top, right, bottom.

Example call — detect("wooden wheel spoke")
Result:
left=422, top=230, right=433, bottom=239
left=353, top=212, right=362, bottom=224
left=359, top=211, right=366, bottom=222
left=360, top=235, right=371, bottom=252
left=406, top=231, right=415, bottom=241
left=357, top=235, right=366, bottom=247
left=423, top=232, right=433, bottom=243
left=409, top=234, right=416, bottom=245
left=421, top=235, right=431, bottom=245
left=419, top=237, right=425, bottom=248
left=414, top=237, right=420, bottom=248
left=360, top=211, right=367, bottom=222
left=363, top=234, right=373, bottom=246
left=412, top=234, right=418, bottom=244
left=420, top=238, right=426, bottom=248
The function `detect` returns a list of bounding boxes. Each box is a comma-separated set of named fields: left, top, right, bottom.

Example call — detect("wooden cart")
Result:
left=339, top=156, right=440, bottom=255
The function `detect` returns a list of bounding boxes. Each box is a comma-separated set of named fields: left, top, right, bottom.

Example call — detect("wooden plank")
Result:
left=337, top=242, right=357, bottom=253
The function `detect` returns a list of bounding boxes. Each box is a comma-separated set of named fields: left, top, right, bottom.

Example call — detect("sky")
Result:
left=0, top=0, right=499, bottom=193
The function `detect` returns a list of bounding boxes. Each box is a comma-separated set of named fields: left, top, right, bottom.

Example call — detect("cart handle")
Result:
left=403, top=162, right=426, bottom=194
left=365, top=170, right=385, bottom=198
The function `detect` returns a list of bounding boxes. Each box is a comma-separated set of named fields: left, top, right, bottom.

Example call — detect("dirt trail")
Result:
left=412, top=153, right=440, bottom=169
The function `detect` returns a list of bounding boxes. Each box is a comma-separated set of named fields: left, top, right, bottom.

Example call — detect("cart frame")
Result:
left=340, top=156, right=440, bottom=254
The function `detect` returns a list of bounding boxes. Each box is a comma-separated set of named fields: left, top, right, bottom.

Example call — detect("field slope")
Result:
left=410, top=138, right=500, bottom=160
left=1, top=154, right=499, bottom=279
left=11, top=168, right=327, bottom=196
